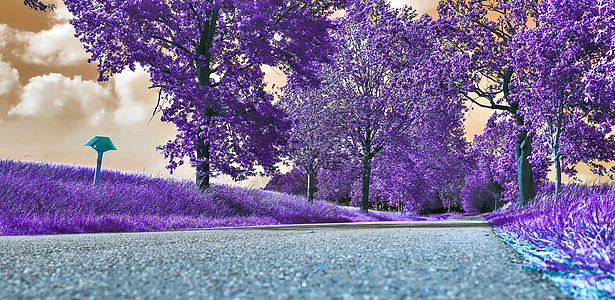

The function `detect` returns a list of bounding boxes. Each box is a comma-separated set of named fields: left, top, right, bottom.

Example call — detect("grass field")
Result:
left=0, top=159, right=425, bottom=236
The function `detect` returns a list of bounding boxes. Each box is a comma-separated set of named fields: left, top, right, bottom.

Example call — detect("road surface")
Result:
left=0, top=218, right=568, bottom=299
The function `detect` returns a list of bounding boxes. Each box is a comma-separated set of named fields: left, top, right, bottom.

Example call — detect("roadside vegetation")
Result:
left=0, top=159, right=431, bottom=236
left=487, top=185, right=615, bottom=298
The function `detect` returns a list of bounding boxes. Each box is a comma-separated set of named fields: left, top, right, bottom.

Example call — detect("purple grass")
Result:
left=0, top=159, right=419, bottom=236
left=486, top=184, right=615, bottom=298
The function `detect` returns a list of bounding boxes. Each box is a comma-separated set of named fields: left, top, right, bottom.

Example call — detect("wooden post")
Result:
left=94, top=151, right=103, bottom=186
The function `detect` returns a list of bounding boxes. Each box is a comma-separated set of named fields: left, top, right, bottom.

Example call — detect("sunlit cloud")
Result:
left=9, top=73, right=111, bottom=125
left=51, top=2, right=73, bottom=22
left=0, top=57, right=20, bottom=97
left=14, top=23, right=89, bottom=66
left=0, top=24, right=9, bottom=49
left=112, top=66, right=155, bottom=126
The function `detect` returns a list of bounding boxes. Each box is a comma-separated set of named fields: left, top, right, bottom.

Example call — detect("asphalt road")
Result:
left=0, top=218, right=569, bottom=299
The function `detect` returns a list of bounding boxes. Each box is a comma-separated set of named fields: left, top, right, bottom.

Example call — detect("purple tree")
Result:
left=321, top=0, right=430, bottom=212
left=436, top=0, right=540, bottom=206
left=368, top=50, right=470, bottom=214
left=512, top=0, right=615, bottom=195
left=64, top=0, right=345, bottom=190
left=467, top=113, right=551, bottom=206
left=316, top=0, right=469, bottom=213
left=277, top=77, right=346, bottom=202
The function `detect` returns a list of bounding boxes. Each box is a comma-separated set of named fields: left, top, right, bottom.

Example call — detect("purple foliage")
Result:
left=460, top=170, right=501, bottom=213
left=314, top=167, right=356, bottom=206
left=64, top=0, right=346, bottom=188
left=511, top=0, right=615, bottom=193
left=23, top=0, right=55, bottom=11
left=466, top=113, right=551, bottom=205
left=0, top=159, right=416, bottom=236
left=486, top=184, right=615, bottom=298
left=263, top=168, right=310, bottom=197
left=282, top=0, right=470, bottom=213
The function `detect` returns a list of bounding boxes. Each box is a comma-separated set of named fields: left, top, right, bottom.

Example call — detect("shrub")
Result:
left=263, top=168, right=309, bottom=196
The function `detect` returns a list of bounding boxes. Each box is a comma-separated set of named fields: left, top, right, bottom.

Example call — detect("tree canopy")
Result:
left=64, top=0, right=345, bottom=189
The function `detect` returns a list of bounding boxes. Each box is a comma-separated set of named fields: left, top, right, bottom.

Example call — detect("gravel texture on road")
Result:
left=0, top=219, right=569, bottom=299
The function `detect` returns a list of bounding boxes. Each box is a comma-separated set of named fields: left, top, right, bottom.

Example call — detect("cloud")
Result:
left=9, top=73, right=111, bottom=125
left=15, top=23, right=89, bottom=66
left=0, top=24, right=9, bottom=49
left=388, top=0, right=437, bottom=15
left=113, top=66, right=155, bottom=125
left=51, top=2, right=74, bottom=22
left=0, top=57, right=20, bottom=97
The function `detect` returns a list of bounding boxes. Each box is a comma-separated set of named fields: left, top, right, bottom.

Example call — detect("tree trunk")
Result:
left=306, top=169, right=315, bottom=203
left=196, top=127, right=210, bottom=191
left=553, top=117, right=563, bottom=198
left=194, top=9, right=219, bottom=192
left=515, top=129, right=535, bottom=207
left=554, top=152, right=562, bottom=197
left=361, top=156, right=371, bottom=213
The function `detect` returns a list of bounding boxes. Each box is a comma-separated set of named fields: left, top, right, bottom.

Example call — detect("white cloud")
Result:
left=9, top=73, right=111, bottom=125
left=51, top=3, right=74, bottom=22
left=112, top=66, right=153, bottom=125
left=16, top=23, right=89, bottom=66
left=0, top=24, right=9, bottom=49
left=388, top=0, right=434, bottom=13
left=0, top=57, right=20, bottom=97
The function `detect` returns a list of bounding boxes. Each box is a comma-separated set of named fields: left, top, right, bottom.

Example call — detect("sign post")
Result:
left=84, top=136, right=117, bottom=186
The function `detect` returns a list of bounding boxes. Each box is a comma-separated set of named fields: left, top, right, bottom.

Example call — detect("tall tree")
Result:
left=436, top=0, right=540, bottom=206
left=321, top=0, right=467, bottom=212
left=465, top=113, right=550, bottom=206
left=278, top=77, right=345, bottom=202
left=512, top=0, right=615, bottom=195
left=64, top=0, right=345, bottom=190
left=369, top=45, right=470, bottom=214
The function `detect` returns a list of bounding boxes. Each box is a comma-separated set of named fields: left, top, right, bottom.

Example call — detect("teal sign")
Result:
left=85, top=136, right=116, bottom=186
left=85, top=136, right=117, bottom=153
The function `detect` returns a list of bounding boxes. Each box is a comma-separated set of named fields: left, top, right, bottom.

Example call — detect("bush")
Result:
left=263, top=168, right=309, bottom=196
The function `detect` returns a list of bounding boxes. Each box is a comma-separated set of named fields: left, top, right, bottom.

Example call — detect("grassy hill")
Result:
left=0, top=159, right=422, bottom=236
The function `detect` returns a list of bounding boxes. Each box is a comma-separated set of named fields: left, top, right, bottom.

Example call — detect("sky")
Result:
left=0, top=0, right=496, bottom=187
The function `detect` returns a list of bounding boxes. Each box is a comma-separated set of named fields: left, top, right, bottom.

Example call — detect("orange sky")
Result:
left=0, top=0, right=498, bottom=187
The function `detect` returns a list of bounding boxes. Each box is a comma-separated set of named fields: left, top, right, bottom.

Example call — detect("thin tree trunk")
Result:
left=361, top=156, right=371, bottom=213
left=554, top=152, right=562, bottom=197
left=516, top=129, right=535, bottom=207
left=307, top=169, right=315, bottom=203
left=553, top=116, right=563, bottom=198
